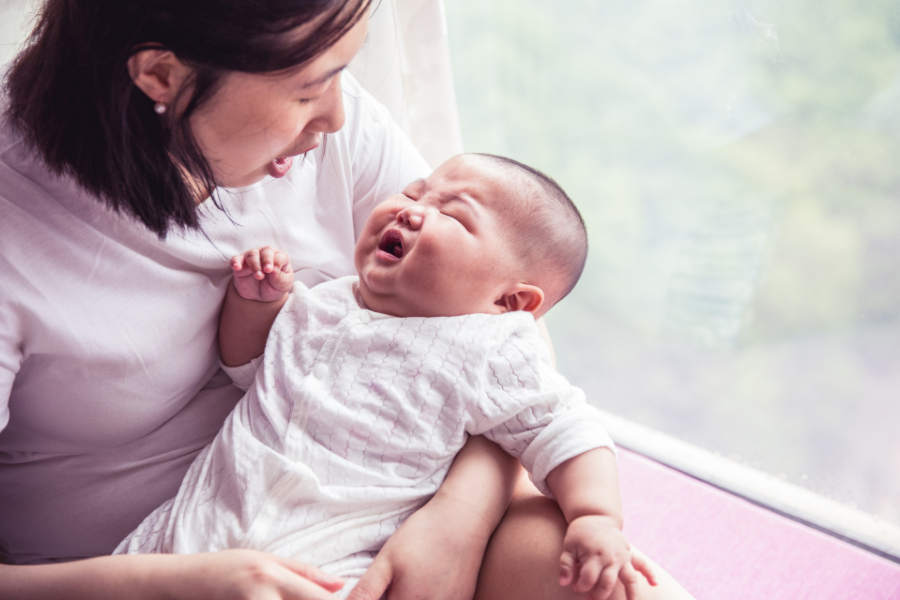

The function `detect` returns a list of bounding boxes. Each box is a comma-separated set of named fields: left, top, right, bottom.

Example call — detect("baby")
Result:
left=116, top=153, right=654, bottom=599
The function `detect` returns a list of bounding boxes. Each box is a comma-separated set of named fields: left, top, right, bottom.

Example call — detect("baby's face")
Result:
left=354, top=155, right=526, bottom=318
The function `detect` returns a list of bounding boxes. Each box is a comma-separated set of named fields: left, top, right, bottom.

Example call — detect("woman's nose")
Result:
left=307, top=74, right=346, bottom=134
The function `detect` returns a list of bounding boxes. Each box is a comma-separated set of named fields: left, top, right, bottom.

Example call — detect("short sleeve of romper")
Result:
left=464, top=317, right=615, bottom=497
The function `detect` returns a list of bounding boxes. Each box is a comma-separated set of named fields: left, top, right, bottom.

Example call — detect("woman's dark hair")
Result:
left=3, top=0, right=370, bottom=237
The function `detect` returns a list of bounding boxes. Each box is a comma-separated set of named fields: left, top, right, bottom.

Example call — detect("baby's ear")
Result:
left=495, top=284, right=545, bottom=314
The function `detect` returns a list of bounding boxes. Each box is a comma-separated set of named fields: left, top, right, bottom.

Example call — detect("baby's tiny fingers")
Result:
left=273, top=250, right=292, bottom=272
left=269, top=269, right=294, bottom=293
left=243, top=248, right=261, bottom=271
left=590, top=565, right=620, bottom=600
left=631, top=551, right=657, bottom=586
left=618, top=562, right=641, bottom=600
left=573, top=556, right=603, bottom=593
left=259, top=247, right=277, bottom=273
left=559, top=551, right=577, bottom=587
left=230, top=254, right=244, bottom=272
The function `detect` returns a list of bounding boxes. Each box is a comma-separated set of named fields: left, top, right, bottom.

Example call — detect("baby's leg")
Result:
left=474, top=469, right=695, bottom=600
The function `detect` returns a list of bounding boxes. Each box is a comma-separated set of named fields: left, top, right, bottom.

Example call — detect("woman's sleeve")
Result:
left=0, top=279, right=23, bottom=433
left=342, top=74, right=432, bottom=241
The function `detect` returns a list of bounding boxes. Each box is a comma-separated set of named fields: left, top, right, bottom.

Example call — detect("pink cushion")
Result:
left=618, top=449, right=900, bottom=599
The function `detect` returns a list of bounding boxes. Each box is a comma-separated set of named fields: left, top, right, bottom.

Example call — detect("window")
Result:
left=447, top=0, right=900, bottom=529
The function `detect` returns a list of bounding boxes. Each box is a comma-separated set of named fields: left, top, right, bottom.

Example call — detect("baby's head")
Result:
left=354, top=153, right=587, bottom=319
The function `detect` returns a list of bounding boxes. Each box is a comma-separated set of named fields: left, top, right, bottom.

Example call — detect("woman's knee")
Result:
left=474, top=475, right=691, bottom=600
left=474, top=476, right=576, bottom=600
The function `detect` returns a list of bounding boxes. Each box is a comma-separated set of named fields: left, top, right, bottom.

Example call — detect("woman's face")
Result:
left=189, top=11, right=369, bottom=189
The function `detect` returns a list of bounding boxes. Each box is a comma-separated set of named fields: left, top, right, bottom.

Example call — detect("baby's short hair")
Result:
left=475, top=154, right=588, bottom=313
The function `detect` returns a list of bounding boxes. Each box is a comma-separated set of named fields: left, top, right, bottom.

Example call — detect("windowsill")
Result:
left=598, top=409, right=900, bottom=562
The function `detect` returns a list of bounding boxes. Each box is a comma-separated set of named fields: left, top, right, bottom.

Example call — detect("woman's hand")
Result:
left=345, top=493, right=487, bottom=600
left=0, top=549, right=344, bottom=600
left=346, top=436, right=518, bottom=600
left=231, top=247, right=294, bottom=303
left=168, top=549, right=345, bottom=600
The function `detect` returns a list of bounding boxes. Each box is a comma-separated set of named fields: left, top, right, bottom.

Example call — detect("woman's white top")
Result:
left=0, top=73, right=429, bottom=564
left=115, top=277, right=612, bottom=579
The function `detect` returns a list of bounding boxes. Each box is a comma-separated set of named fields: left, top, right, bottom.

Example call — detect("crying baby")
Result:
left=117, top=153, right=655, bottom=599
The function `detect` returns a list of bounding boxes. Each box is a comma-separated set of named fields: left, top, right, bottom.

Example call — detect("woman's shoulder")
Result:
left=0, top=113, right=48, bottom=194
left=0, top=107, right=21, bottom=156
left=0, top=111, right=126, bottom=230
left=0, top=117, right=81, bottom=248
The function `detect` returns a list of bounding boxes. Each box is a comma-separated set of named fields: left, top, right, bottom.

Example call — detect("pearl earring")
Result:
left=153, top=102, right=167, bottom=115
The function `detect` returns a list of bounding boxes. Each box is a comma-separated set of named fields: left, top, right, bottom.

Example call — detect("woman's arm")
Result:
left=0, top=550, right=344, bottom=600
left=347, top=435, right=519, bottom=600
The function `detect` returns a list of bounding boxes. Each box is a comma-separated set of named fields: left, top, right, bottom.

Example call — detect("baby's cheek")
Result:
left=408, top=247, right=448, bottom=291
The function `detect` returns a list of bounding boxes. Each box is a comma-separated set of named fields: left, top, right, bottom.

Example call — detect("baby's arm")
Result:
left=219, top=247, right=294, bottom=367
left=545, top=448, right=657, bottom=600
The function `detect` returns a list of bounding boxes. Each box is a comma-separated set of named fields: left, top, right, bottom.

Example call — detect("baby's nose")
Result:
left=397, top=206, right=424, bottom=229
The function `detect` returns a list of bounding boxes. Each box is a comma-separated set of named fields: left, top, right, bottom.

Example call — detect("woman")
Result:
left=0, top=0, right=691, bottom=598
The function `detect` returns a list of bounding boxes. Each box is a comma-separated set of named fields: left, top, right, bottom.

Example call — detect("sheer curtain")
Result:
left=348, top=0, right=464, bottom=167
left=0, top=0, right=37, bottom=69
left=443, top=0, right=900, bottom=547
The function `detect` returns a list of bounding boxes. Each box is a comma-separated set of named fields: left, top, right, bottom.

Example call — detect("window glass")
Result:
left=447, top=0, right=900, bottom=525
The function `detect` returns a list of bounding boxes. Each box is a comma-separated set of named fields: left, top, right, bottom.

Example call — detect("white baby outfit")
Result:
left=116, top=276, right=613, bottom=590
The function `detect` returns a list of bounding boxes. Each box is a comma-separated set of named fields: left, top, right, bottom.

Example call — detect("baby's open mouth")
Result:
left=378, top=230, right=404, bottom=258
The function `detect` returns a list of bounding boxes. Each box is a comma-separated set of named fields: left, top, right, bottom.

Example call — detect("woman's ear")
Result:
left=127, top=49, right=192, bottom=106
left=494, top=284, right=545, bottom=315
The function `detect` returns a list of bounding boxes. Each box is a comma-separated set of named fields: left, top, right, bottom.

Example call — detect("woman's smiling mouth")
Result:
left=377, top=229, right=404, bottom=259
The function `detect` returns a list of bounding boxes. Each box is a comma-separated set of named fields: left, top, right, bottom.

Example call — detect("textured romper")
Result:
left=116, top=276, right=613, bottom=590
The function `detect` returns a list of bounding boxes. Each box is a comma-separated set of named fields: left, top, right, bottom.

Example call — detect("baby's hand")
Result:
left=559, top=515, right=657, bottom=600
left=231, top=247, right=294, bottom=302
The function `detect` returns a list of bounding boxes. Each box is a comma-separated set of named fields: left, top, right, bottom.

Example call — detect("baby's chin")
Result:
left=358, top=290, right=426, bottom=318
left=356, top=268, right=498, bottom=318
left=355, top=276, right=408, bottom=317
left=354, top=279, right=426, bottom=318
left=360, top=286, right=497, bottom=319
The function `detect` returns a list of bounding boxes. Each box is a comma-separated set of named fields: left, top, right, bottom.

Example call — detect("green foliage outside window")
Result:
left=447, top=0, right=900, bottom=523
